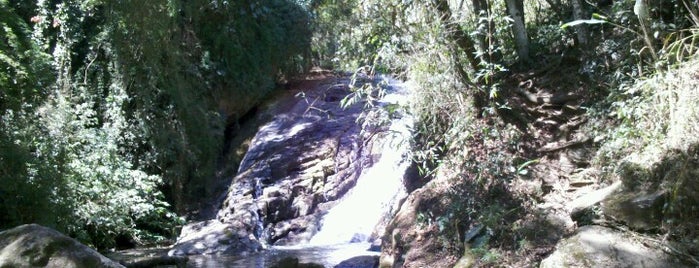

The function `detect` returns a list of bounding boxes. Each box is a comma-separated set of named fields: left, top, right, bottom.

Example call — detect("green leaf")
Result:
left=561, top=18, right=607, bottom=29
left=591, top=13, right=608, bottom=20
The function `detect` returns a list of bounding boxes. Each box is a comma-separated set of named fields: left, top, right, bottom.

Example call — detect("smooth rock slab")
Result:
left=0, top=224, right=124, bottom=268
left=540, top=225, right=686, bottom=268
left=168, top=220, right=260, bottom=256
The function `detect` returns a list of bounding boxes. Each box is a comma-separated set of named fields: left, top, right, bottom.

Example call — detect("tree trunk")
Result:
left=432, top=0, right=479, bottom=72
left=431, top=0, right=488, bottom=112
left=571, top=0, right=589, bottom=47
left=504, top=0, right=530, bottom=64
left=472, top=0, right=492, bottom=64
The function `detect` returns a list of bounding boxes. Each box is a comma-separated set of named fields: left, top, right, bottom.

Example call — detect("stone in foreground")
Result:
left=540, top=225, right=686, bottom=268
left=334, top=255, right=379, bottom=268
left=0, top=224, right=124, bottom=268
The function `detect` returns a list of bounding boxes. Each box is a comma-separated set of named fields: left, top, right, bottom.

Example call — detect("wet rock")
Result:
left=107, top=248, right=188, bottom=268
left=540, top=225, right=686, bottom=267
left=367, top=239, right=381, bottom=252
left=334, top=255, right=379, bottom=268
left=269, top=215, right=321, bottom=245
left=171, top=76, right=392, bottom=255
left=0, top=224, right=124, bottom=268
left=168, top=220, right=261, bottom=256
left=119, top=255, right=187, bottom=268
left=271, top=257, right=325, bottom=268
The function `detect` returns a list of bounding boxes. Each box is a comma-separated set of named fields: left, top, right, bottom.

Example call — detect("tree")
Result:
left=571, top=0, right=590, bottom=47
left=472, top=0, right=495, bottom=64
left=432, top=0, right=480, bottom=72
left=430, top=0, right=489, bottom=111
left=504, top=0, right=530, bottom=63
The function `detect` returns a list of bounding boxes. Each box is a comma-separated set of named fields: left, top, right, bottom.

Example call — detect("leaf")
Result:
left=591, top=13, right=608, bottom=20
left=517, top=159, right=539, bottom=171
left=561, top=18, right=607, bottom=29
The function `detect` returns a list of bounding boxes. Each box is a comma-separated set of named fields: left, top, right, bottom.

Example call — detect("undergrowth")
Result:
left=594, top=56, right=699, bottom=256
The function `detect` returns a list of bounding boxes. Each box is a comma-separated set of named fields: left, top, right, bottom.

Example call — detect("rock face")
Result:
left=171, top=75, right=396, bottom=255
left=540, top=225, right=685, bottom=267
left=380, top=174, right=460, bottom=268
left=0, top=224, right=124, bottom=268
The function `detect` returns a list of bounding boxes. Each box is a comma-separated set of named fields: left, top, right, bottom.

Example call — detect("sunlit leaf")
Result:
left=561, top=18, right=607, bottom=29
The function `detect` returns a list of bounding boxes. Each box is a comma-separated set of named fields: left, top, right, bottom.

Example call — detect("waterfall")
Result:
left=308, top=78, right=413, bottom=246
left=170, top=76, right=416, bottom=266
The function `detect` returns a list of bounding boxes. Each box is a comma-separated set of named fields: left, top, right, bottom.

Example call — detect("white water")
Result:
left=308, top=77, right=413, bottom=246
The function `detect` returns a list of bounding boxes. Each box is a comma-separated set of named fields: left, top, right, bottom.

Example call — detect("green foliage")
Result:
left=593, top=56, right=699, bottom=255
left=0, top=0, right=64, bottom=231
left=188, top=0, right=311, bottom=92
left=1, top=0, right=311, bottom=249
left=310, top=0, right=699, bottom=264
left=563, top=1, right=699, bottom=81
left=310, top=0, right=404, bottom=71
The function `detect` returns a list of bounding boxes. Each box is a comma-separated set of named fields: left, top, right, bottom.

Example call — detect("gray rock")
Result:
left=568, top=181, right=622, bottom=222
left=0, top=224, right=124, bottom=268
left=367, top=239, right=381, bottom=252
left=334, top=255, right=379, bottom=268
left=168, top=220, right=261, bottom=256
left=540, top=225, right=686, bottom=268
left=602, top=189, right=667, bottom=231
left=271, top=257, right=325, bottom=268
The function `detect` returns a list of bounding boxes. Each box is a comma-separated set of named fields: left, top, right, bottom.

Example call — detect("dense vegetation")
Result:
left=311, top=0, right=699, bottom=264
left=2, top=0, right=699, bottom=264
left=1, top=0, right=310, bottom=248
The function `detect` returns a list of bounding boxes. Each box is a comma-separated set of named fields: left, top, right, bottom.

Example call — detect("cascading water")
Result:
left=166, top=75, right=415, bottom=267
left=253, top=177, right=268, bottom=248
left=308, top=77, right=414, bottom=246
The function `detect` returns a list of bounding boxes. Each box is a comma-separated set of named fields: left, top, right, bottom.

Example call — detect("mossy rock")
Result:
left=0, top=224, right=124, bottom=268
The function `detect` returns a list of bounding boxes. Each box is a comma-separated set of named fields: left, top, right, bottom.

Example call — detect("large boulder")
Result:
left=0, top=224, right=124, bottom=268
left=540, top=225, right=685, bottom=267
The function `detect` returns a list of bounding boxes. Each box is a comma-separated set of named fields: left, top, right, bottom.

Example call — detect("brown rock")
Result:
left=380, top=179, right=459, bottom=268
